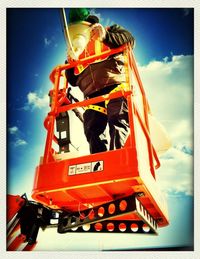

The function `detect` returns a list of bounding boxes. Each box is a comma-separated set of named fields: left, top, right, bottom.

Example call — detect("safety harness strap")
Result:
left=86, top=83, right=129, bottom=115
left=105, top=82, right=129, bottom=107
left=85, top=104, right=107, bottom=115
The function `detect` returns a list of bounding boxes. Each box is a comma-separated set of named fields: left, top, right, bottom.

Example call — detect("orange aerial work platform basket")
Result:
left=31, top=44, right=170, bottom=235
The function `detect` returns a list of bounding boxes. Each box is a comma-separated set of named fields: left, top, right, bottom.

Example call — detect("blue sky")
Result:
left=7, top=8, right=194, bottom=251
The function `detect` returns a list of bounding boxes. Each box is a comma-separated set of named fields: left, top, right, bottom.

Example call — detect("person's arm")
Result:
left=103, top=24, right=135, bottom=48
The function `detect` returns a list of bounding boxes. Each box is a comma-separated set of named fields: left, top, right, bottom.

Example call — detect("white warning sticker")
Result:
left=76, top=162, right=91, bottom=175
left=68, top=165, right=76, bottom=176
left=68, top=161, right=104, bottom=176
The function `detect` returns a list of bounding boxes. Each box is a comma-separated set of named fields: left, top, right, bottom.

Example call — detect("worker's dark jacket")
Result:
left=66, top=24, right=135, bottom=97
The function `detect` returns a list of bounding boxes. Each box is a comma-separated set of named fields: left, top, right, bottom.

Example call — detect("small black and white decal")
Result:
left=68, top=161, right=104, bottom=176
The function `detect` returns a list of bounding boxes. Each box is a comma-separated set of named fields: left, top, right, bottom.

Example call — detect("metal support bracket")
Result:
left=58, top=194, right=158, bottom=234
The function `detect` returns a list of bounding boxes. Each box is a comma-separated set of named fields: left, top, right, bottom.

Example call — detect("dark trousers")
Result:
left=83, top=97, right=129, bottom=154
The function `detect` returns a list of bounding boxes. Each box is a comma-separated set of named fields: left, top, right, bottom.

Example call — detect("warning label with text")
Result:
left=68, top=161, right=104, bottom=176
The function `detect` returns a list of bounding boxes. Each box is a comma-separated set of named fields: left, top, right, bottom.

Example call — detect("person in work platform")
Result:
left=65, top=8, right=135, bottom=154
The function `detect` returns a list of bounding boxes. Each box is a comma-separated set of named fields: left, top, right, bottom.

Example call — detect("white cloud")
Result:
left=169, top=119, right=193, bottom=145
left=44, top=36, right=58, bottom=48
left=138, top=55, right=193, bottom=126
left=44, top=37, right=51, bottom=46
left=14, top=138, right=27, bottom=147
left=8, top=126, right=18, bottom=135
left=138, top=55, right=194, bottom=196
left=89, top=8, right=115, bottom=27
left=27, top=92, right=49, bottom=109
left=90, top=9, right=102, bottom=21
left=8, top=126, right=28, bottom=147
left=157, top=147, right=193, bottom=196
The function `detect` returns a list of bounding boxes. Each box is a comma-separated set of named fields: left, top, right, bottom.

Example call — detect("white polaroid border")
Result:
left=1, top=1, right=200, bottom=259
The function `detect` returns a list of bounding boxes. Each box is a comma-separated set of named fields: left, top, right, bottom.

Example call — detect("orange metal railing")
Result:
left=43, top=44, right=160, bottom=178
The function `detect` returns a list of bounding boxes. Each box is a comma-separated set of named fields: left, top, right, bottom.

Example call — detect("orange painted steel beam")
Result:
left=49, top=45, right=126, bottom=83
left=7, top=195, right=25, bottom=222
left=7, top=234, right=26, bottom=251
left=22, top=242, right=37, bottom=251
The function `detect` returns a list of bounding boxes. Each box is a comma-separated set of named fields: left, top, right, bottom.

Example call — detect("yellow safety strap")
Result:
left=85, top=83, right=129, bottom=114
left=77, top=64, right=85, bottom=74
left=105, top=83, right=129, bottom=107
left=95, top=40, right=102, bottom=56
left=85, top=104, right=107, bottom=115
